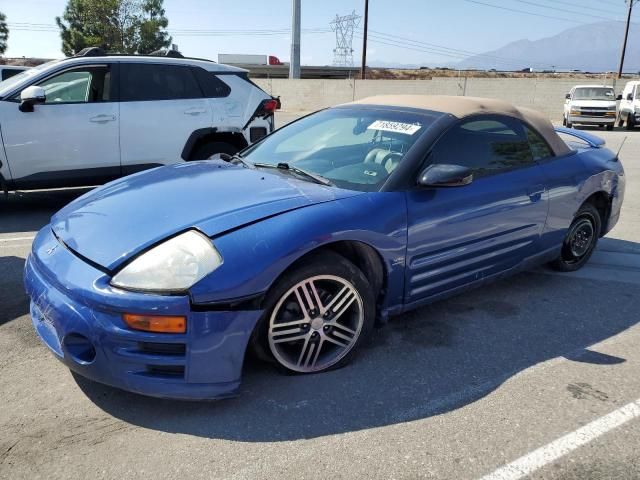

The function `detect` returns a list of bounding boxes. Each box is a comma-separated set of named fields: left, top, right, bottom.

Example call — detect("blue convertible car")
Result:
left=25, top=95, right=625, bottom=399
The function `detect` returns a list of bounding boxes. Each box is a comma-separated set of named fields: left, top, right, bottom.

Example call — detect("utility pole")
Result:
left=290, top=0, right=301, bottom=79
left=618, top=0, right=636, bottom=79
left=361, top=0, right=369, bottom=79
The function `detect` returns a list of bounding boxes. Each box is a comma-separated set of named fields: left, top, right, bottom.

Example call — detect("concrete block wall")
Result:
left=254, top=77, right=623, bottom=121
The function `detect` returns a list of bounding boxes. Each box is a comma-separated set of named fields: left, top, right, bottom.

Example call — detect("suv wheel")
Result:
left=191, top=141, right=238, bottom=160
left=626, top=115, right=635, bottom=130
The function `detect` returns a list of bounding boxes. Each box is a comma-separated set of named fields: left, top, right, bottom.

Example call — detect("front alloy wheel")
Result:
left=268, top=275, right=364, bottom=372
left=253, top=251, right=374, bottom=374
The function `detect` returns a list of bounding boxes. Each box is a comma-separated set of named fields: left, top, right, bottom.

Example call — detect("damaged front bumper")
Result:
left=24, top=226, right=263, bottom=400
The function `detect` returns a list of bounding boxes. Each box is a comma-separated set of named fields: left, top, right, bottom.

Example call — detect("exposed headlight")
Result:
left=111, top=230, right=222, bottom=293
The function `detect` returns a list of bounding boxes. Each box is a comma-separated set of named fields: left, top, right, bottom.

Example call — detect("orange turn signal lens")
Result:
left=122, top=314, right=187, bottom=334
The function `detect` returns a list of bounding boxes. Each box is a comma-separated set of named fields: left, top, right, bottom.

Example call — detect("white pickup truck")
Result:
left=563, top=85, right=618, bottom=131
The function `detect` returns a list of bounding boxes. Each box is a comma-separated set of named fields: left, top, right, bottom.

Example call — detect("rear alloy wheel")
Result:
left=550, top=203, right=601, bottom=272
left=254, top=252, right=374, bottom=374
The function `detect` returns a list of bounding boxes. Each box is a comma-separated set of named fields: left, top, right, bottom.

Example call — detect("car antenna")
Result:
left=616, top=136, right=628, bottom=160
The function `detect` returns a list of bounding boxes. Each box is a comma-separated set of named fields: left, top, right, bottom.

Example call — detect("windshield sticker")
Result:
left=367, top=120, right=421, bottom=135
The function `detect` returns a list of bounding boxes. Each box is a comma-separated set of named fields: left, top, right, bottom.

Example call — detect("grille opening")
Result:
left=145, top=365, right=185, bottom=377
left=138, top=342, right=186, bottom=356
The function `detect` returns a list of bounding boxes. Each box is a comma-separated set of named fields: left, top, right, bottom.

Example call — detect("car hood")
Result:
left=570, top=100, right=617, bottom=108
left=51, top=161, right=360, bottom=270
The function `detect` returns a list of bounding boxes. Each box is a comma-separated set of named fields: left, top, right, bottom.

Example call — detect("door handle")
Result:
left=527, top=185, right=545, bottom=202
left=90, top=114, right=116, bottom=123
left=184, top=108, right=206, bottom=115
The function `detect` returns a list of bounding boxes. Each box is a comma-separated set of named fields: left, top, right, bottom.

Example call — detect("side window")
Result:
left=429, top=116, right=534, bottom=178
left=35, top=66, right=111, bottom=104
left=526, top=125, right=554, bottom=161
left=192, top=68, right=231, bottom=98
left=120, top=64, right=202, bottom=101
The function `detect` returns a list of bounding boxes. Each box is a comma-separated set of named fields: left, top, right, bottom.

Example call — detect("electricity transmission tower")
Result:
left=330, top=11, right=361, bottom=67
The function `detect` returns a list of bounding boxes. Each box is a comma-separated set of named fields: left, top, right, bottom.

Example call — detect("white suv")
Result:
left=563, top=85, right=617, bottom=131
left=0, top=48, right=277, bottom=192
left=618, top=80, right=640, bottom=130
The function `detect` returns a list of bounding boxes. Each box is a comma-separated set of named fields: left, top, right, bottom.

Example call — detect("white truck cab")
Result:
left=563, top=85, right=618, bottom=131
left=0, top=48, right=278, bottom=193
left=618, top=80, right=640, bottom=130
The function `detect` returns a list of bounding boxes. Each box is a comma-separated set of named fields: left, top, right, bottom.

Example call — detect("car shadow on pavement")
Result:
left=0, top=256, right=28, bottom=327
left=0, top=190, right=88, bottom=234
left=75, top=243, right=640, bottom=442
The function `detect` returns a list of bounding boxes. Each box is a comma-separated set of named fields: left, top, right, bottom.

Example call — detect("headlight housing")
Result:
left=111, top=230, right=222, bottom=293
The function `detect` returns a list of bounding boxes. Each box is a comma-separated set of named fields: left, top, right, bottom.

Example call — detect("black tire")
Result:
left=562, top=116, right=567, bottom=127
left=606, top=124, right=614, bottom=131
left=190, top=141, right=238, bottom=160
left=566, top=121, right=573, bottom=128
left=626, top=115, right=635, bottom=130
left=250, top=251, right=375, bottom=374
left=618, top=116, right=625, bottom=128
left=550, top=203, right=601, bottom=272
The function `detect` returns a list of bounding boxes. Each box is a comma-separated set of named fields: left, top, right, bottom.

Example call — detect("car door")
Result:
left=0, top=63, right=120, bottom=188
left=118, top=62, right=212, bottom=173
left=404, top=115, right=549, bottom=305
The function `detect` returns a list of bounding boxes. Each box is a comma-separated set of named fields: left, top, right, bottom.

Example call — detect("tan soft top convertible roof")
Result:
left=346, top=95, right=571, bottom=156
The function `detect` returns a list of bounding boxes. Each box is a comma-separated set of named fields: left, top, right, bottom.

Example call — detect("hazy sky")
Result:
left=0, top=0, right=635, bottom=67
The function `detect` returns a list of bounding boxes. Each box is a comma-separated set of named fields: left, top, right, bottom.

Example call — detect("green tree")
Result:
left=56, top=0, right=171, bottom=56
left=0, top=12, right=8, bottom=55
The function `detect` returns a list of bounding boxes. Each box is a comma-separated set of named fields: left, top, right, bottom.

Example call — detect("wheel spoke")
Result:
left=330, top=294, right=356, bottom=323
left=331, top=329, right=354, bottom=344
left=270, top=319, right=308, bottom=330
left=325, top=286, right=352, bottom=313
left=306, top=280, right=325, bottom=314
left=293, top=288, right=311, bottom=321
left=328, top=321, right=356, bottom=337
left=272, top=332, right=309, bottom=344
left=297, top=336, right=315, bottom=367
left=324, top=335, right=350, bottom=348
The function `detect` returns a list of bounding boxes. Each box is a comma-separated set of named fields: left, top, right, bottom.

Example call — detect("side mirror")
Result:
left=565, top=93, right=571, bottom=100
left=627, top=93, right=633, bottom=101
left=19, top=85, right=46, bottom=112
left=616, top=94, right=623, bottom=101
left=417, top=164, right=473, bottom=188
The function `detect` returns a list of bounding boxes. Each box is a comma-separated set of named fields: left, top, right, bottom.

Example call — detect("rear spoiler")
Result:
left=554, top=126, right=606, bottom=148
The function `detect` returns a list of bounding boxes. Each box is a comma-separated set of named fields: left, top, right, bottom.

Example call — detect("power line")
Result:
left=510, top=0, right=622, bottom=21
left=460, top=0, right=583, bottom=23
left=534, top=0, right=624, bottom=16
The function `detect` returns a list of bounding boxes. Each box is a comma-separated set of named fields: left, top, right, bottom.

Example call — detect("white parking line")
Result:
left=0, top=235, right=35, bottom=243
left=479, top=399, right=640, bottom=480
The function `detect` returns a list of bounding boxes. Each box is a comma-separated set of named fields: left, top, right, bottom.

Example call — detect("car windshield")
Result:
left=242, top=107, right=436, bottom=192
left=572, top=87, right=615, bottom=101
left=0, top=60, right=60, bottom=97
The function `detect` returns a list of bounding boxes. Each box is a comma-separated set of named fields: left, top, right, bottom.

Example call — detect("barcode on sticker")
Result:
left=367, top=120, right=421, bottom=135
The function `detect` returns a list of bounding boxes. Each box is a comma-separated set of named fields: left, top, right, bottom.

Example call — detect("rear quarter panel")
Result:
left=540, top=146, right=624, bottom=249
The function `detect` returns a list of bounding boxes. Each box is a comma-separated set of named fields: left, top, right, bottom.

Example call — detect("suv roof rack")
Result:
left=149, top=49, right=184, bottom=58
left=68, top=48, right=216, bottom=64
left=75, top=47, right=107, bottom=57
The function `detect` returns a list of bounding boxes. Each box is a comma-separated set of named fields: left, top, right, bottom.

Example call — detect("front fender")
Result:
left=189, top=192, right=408, bottom=311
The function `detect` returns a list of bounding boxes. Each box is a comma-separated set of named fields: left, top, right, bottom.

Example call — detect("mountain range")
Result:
left=456, top=21, right=640, bottom=72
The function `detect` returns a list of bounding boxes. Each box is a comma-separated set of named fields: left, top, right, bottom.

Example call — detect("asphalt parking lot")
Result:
left=1, top=121, right=639, bottom=480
